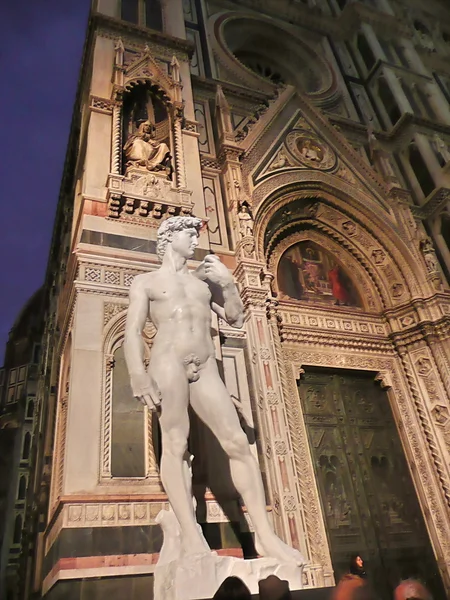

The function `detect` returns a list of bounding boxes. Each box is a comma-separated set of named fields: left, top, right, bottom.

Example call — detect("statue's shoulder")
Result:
left=130, top=271, right=158, bottom=292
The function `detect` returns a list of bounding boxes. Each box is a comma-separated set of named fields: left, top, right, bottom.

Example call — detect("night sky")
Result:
left=0, top=2, right=90, bottom=364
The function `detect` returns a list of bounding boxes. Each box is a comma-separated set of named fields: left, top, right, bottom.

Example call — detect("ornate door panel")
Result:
left=298, top=369, right=444, bottom=599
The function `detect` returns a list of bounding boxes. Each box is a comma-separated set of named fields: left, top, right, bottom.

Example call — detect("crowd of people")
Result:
left=331, top=554, right=434, bottom=600
left=210, top=555, right=436, bottom=600
left=212, top=574, right=292, bottom=600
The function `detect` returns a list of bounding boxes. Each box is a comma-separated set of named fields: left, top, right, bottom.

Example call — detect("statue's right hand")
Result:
left=130, top=373, right=161, bottom=411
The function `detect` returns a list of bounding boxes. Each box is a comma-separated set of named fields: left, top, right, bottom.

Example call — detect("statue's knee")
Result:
left=222, top=431, right=250, bottom=459
left=163, top=432, right=188, bottom=458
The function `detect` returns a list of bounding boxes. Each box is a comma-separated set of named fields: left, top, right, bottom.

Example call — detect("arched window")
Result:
left=121, top=0, right=138, bottom=23
left=18, top=476, right=26, bottom=500
left=111, top=345, right=146, bottom=477
left=26, top=400, right=34, bottom=419
left=357, top=34, right=377, bottom=71
left=22, top=432, right=31, bottom=461
left=121, top=0, right=163, bottom=31
left=13, top=515, right=22, bottom=544
left=145, top=0, right=163, bottom=31
left=408, top=144, right=435, bottom=197
left=378, top=77, right=401, bottom=126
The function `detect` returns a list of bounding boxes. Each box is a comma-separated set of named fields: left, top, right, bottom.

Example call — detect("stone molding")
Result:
left=280, top=347, right=450, bottom=573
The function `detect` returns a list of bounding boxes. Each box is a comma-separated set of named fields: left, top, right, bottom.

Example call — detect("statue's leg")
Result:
left=155, top=363, right=210, bottom=556
left=190, top=359, right=305, bottom=566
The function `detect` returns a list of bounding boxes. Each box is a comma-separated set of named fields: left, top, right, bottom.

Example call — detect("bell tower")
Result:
left=8, top=0, right=450, bottom=598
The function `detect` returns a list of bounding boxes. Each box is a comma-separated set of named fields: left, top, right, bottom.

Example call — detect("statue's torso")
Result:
left=144, top=270, right=215, bottom=364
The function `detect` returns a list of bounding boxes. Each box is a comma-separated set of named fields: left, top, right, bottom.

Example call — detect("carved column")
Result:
left=235, top=260, right=313, bottom=572
left=146, top=409, right=161, bottom=484
left=173, top=107, right=187, bottom=189
left=101, top=355, right=114, bottom=478
left=49, top=384, right=69, bottom=515
left=111, top=102, right=122, bottom=175
left=215, top=86, right=245, bottom=248
left=395, top=341, right=450, bottom=508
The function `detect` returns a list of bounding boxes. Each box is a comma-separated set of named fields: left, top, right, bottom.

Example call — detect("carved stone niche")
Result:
left=107, top=44, right=193, bottom=220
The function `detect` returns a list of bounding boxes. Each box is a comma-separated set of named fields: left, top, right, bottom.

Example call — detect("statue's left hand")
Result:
left=203, top=255, right=233, bottom=287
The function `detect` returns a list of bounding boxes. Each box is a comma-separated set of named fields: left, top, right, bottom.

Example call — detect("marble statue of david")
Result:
left=124, top=216, right=304, bottom=566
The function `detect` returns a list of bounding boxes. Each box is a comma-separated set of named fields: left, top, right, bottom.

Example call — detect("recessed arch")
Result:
left=101, top=304, right=159, bottom=484
left=252, top=184, right=423, bottom=307
left=269, top=230, right=377, bottom=312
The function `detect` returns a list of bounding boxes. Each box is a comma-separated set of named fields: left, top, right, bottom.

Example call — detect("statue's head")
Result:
left=156, top=216, right=202, bottom=262
left=138, top=120, right=155, bottom=138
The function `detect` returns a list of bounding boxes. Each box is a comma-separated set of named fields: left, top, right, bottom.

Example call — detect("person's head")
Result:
left=156, top=216, right=202, bottom=261
left=212, top=576, right=251, bottom=600
left=258, top=575, right=291, bottom=600
left=349, top=554, right=367, bottom=578
left=393, top=579, right=432, bottom=600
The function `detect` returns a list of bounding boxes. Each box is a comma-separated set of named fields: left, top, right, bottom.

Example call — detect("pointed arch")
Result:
left=253, top=181, right=425, bottom=307
left=101, top=304, right=159, bottom=484
left=13, top=514, right=22, bottom=544
left=269, top=230, right=377, bottom=312
left=22, top=432, right=31, bottom=460
left=18, top=476, right=27, bottom=500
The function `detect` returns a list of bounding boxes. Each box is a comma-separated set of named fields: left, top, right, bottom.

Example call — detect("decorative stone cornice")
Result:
left=93, top=12, right=194, bottom=58
left=192, top=74, right=270, bottom=104
left=374, top=113, right=450, bottom=152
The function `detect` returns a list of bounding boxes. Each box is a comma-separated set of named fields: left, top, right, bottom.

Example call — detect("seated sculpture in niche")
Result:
left=124, top=120, right=172, bottom=176
left=122, top=85, right=173, bottom=179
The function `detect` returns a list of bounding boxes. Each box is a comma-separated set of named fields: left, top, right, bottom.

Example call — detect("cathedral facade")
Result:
left=3, top=0, right=450, bottom=598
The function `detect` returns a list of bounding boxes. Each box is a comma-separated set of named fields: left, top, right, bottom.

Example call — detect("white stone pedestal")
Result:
left=154, top=553, right=304, bottom=600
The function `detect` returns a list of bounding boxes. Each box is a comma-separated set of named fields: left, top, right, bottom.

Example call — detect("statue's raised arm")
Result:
left=194, top=255, right=244, bottom=328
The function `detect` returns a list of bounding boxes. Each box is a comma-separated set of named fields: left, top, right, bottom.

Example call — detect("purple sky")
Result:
left=0, top=1, right=90, bottom=364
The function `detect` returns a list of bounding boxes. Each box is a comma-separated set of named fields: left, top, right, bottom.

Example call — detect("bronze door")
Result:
left=298, top=369, right=445, bottom=599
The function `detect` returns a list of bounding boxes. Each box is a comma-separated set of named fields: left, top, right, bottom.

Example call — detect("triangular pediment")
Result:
left=238, top=87, right=391, bottom=210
